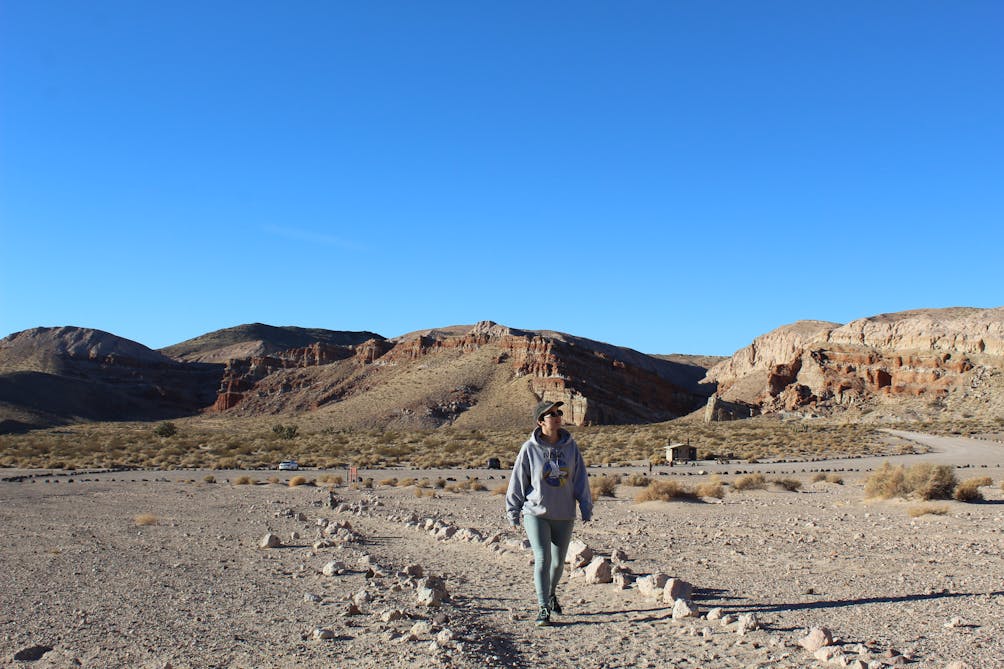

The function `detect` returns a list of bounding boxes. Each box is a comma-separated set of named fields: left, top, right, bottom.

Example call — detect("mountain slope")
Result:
left=160, top=323, right=383, bottom=363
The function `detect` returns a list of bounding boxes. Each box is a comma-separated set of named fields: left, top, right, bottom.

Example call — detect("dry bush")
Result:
left=134, top=513, right=158, bottom=526
left=772, top=478, right=803, bottom=492
left=202, top=475, right=216, bottom=484
left=491, top=482, right=508, bottom=496
left=826, top=474, right=844, bottom=485
left=866, top=462, right=957, bottom=500
left=810, top=473, right=827, bottom=482
left=397, top=478, right=417, bottom=487
left=634, top=480, right=696, bottom=503
left=378, top=477, right=398, bottom=487
left=908, top=504, right=949, bottom=518
left=233, top=475, right=253, bottom=485
left=288, top=475, right=308, bottom=487
left=623, top=473, right=652, bottom=487
left=864, top=462, right=906, bottom=499
left=954, top=476, right=993, bottom=502
left=731, top=473, right=766, bottom=491
left=590, top=475, right=619, bottom=498
left=904, top=463, right=957, bottom=500
left=695, top=474, right=724, bottom=499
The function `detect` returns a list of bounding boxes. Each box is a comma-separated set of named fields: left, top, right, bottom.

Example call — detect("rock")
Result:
left=381, top=609, right=405, bottom=622
left=434, top=525, right=457, bottom=541
left=813, top=646, right=844, bottom=663
left=454, top=528, right=483, bottom=542
left=313, top=628, right=335, bottom=640
left=611, top=548, right=629, bottom=562
left=799, top=627, right=834, bottom=652
left=720, top=613, right=738, bottom=626
left=416, top=576, right=449, bottom=607
left=735, top=613, right=759, bottom=635
left=342, top=603, right=362, bottom=616
left=662, top=578, right=693, bottom=603
left=403, top=564, right=424, bottom=578
left=259, top=533, right=282, bottom=548
left=303, top=593, right=322, bottom=603
left=636, top=573, right=670, bottom=599
left=411, top=621, right=433, bottom=636
left=290, top=531, right=300, bottom=541
left=706, top=607, right=724, bottom=621
left=672, top=598, right=699, bottom=619
left=944, top=617, right=964, bottom=628
left=584, top=557, right=613, bottom=584
left=352, top=589, right=371, bottom=606
left=566, top=539, right=593, bottom=568
left=436, top=629, right=455, bottom=645
left=945, top=663, right=974, bottom=669
left=322, top=561, right=347, bottom=576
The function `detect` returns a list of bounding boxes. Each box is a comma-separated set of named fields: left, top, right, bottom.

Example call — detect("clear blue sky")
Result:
left=2, top=2, right=1002, bottom=356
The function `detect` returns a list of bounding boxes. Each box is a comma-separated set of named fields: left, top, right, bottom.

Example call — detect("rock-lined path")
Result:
left=2, top=434, right=1003, bottom=668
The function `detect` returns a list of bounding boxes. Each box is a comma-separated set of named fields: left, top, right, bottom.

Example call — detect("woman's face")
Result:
left=539, top=408, right=563, bottom=431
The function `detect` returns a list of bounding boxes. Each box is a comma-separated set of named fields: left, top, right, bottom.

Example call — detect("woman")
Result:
left=505, top=400, right=593, bottom=626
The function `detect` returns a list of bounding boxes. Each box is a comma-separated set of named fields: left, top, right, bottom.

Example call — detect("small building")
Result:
left=486, top=457, right=501, bottom=470
left=665, top=442, right=697, bottom=464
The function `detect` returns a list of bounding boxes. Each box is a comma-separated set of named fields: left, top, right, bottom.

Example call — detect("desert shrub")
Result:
left=731, top=473, right=766, bottom=491
left=154, top=422, right=178, bottom=438
left=810, top=473, right=827, bottom=482
left=468, top=478, right=487, bottom=492
left=623, top=473, right=652, bottom=487
left=590, top=475, right=619, bottom=498
left=272, top=424, right=298, bottom=440
left=134, top=513, right=158, bottom=526
left=378, top=477, right=398, bottom=487
left=288, top=476, right=308, bottom=487
left=202, top=475, right=216, bottom=484
left=362, top=478, right=373, bottom=488
left=397, top=478, right=417, bottom=487
left=772, top=478, right=803, bottom=492
left=695, top=475, right=724, bottom=499
left=908, top=504, right=949, bottom=518
left=826, top=474, right=844, bottom=485
left=904, top=463, right=957, bottom=500
left=635, top=480, right=696, bottom=503
left=233, top=475, right=253, bottom=485
left=954, top=476, right=993, bottom=502
left=266, top=476, right=280, bottom=485
left=866, top=462, right=957, bottom=500
left=491, top=483, right=508, bottom=495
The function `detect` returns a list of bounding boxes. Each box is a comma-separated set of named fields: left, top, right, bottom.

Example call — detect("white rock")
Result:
left=672, top=598, right=699, bottom=619
left=662, top=578, right=693, bottom=603
left=259, top=533, right=282, bottom=549
left=313, top=628, right=334, bottom=640
left=565, top=539, right=593, bottom=568
left=735, top=613, right=759, bottom=635
left=636, top=573, right=670, bottom=599
left=706, top=607, right=723, bottom=621
left=799, top=627, right=834, bottom=652
left=584, top=557, right=614, bottom=584
left=322, top=561, right=347, bottom=576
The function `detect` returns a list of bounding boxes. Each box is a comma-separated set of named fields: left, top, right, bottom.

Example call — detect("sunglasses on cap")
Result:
left=540, top=410, right=563, bottom=419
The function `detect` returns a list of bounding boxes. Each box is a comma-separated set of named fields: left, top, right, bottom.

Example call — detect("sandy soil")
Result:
left=2, top=433, right=1004, bottom=669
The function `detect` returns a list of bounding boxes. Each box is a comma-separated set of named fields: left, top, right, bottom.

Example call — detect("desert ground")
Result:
left=2, top=431, right=1003, bottom=669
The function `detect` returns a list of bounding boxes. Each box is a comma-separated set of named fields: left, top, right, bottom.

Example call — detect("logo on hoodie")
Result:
left=543, top=448, right=568, bottom=487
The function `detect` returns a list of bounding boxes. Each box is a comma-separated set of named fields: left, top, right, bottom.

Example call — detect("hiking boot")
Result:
left=548, top=594, right=562, bottom=615
left=535, top=606, right=551, bottom=626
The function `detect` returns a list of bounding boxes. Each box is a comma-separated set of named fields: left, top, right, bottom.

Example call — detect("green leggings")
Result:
left=523, top=515, right=575, bottom=607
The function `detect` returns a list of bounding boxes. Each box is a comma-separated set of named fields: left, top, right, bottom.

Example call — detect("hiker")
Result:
left=505, top=400, right=593, bottom=626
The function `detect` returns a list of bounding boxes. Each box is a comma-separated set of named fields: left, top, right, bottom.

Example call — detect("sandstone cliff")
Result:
left=211, top=320, right=714, bottom=429
left=705, top=307, right=1004, bottom=420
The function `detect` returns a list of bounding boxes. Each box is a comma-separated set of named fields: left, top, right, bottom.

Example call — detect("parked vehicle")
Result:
left=278, top=460, right=299, bottom=471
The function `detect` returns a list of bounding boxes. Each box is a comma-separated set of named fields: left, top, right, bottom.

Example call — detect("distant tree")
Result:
left=154, top=421, right=178, bottom=438
left=272, top=424, right=298, bottom=440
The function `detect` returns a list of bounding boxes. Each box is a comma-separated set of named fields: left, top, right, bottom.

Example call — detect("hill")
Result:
left=0, top=327, right=221, bottom=433
left=704, top=307, right=1004, bottom=422
left=160, top=323, right=383, bottom=363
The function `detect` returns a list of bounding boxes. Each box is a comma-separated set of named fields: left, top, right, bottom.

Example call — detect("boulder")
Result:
left=798, top=627, right=834, bottom=652
left=584, top=557, right=613, bottom=584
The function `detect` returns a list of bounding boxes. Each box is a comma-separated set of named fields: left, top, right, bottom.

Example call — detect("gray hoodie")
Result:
left=505, top=427, right=593, bottom=526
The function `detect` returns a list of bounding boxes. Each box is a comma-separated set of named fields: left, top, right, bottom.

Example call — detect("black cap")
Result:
left=533, top=400, right=564, bottom=422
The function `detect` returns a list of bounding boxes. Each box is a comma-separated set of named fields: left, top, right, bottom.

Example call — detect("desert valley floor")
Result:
left=2, top=431, right=1003, bottom=669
